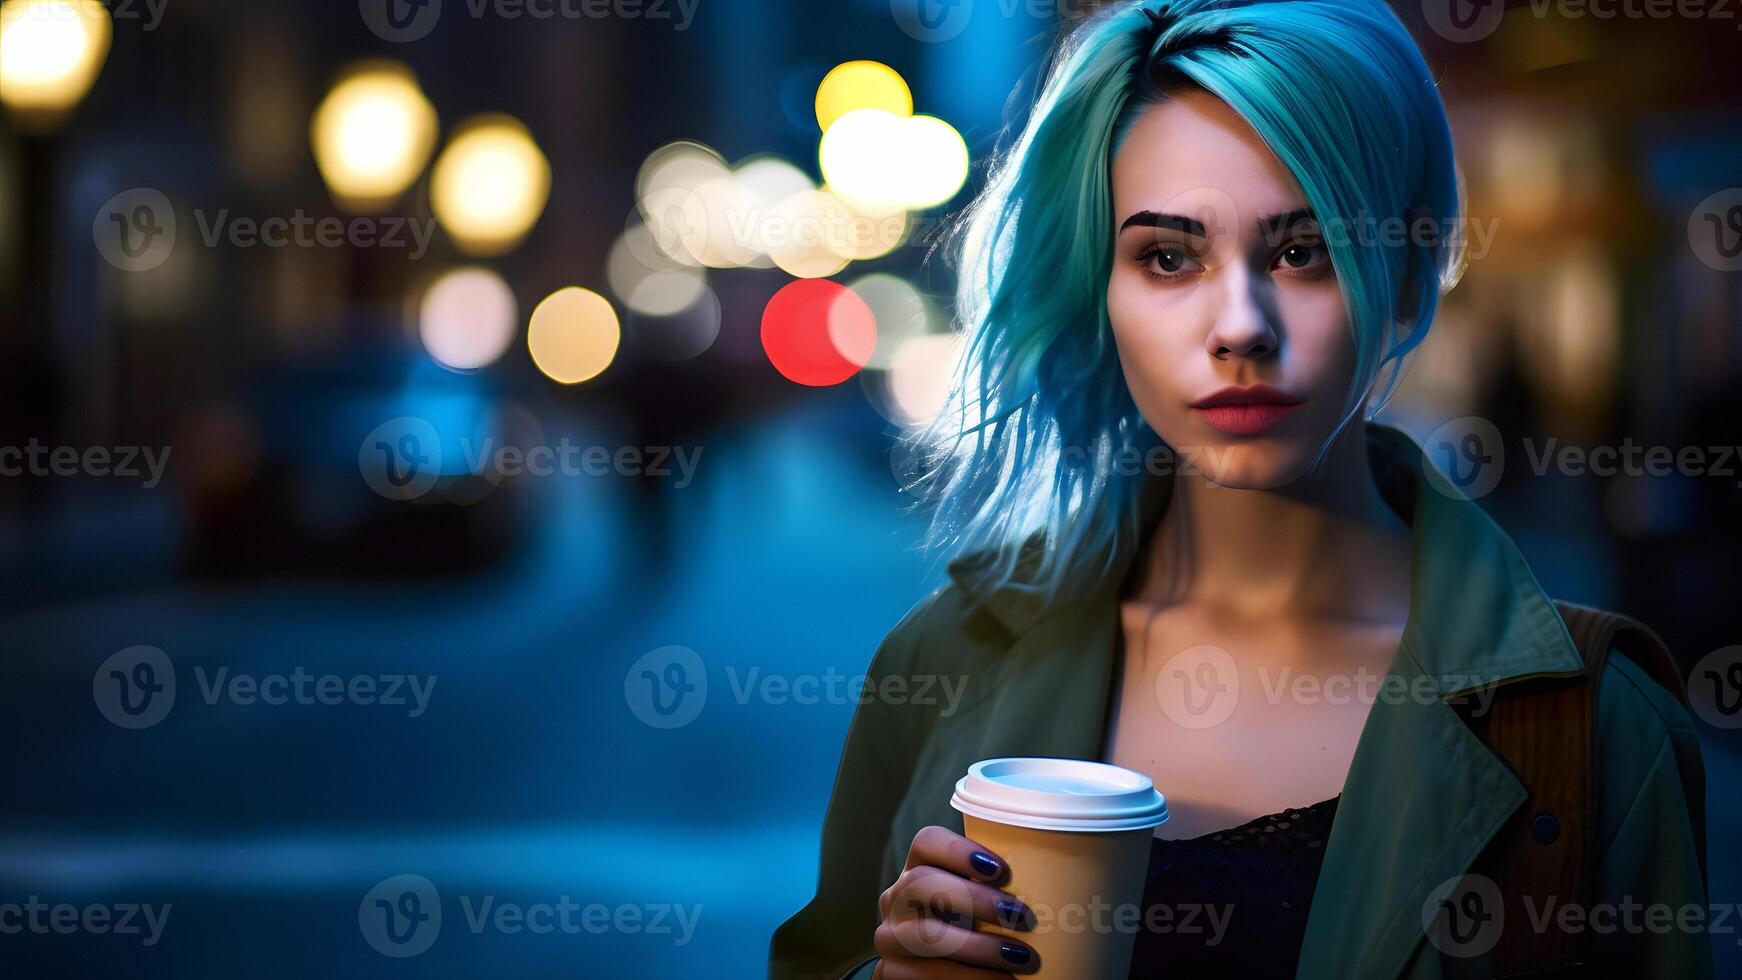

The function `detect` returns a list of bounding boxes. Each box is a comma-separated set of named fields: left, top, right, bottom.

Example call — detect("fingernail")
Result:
left=969, top=851, right=1002, bottom=877
left=995, top=898, right=1034, bottom=930
left=1000, top=942, right=1032, bottom=965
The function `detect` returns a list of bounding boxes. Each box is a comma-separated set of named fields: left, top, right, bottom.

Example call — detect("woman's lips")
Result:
left=1192, top=402, right=1304, bottom=436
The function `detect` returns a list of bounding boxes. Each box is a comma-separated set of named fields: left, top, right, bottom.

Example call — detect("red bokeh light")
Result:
left=760, top=279, right=877, bottom=387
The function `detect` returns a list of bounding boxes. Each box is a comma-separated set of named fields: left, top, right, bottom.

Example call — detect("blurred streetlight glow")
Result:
left=309, top=62, right=437, bottom=213
left=887, top=332, right=965, bottom=424
left=609, top=223, right=708, bottom=316
left=432, top=114, right=551, bottom=257
left=418, top=267, right=518, bottom=372
left=528, top=287, right=620, bottom=385
left=820, top=109, right=969, bottom=216
left=814, top=61, right=911, bottom=132
left=0, top=0, right=111, bottom=131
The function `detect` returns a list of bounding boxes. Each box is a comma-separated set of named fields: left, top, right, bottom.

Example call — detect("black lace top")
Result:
left=1128, top=796, right=1341, bottom=979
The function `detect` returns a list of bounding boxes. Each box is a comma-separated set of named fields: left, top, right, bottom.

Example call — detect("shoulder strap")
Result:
left=1466, top=600, right=1691, bottom=977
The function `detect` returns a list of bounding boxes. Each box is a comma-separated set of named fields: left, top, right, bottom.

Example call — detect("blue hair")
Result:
left=911, top=0, right=1464, bottom=605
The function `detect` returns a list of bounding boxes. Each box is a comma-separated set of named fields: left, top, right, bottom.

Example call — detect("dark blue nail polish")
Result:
left=1000, top=942, right=1032, bottom=965
left=969, top=851, right=1001, bottom=877
left=995, top=898, right=1033, bottom=930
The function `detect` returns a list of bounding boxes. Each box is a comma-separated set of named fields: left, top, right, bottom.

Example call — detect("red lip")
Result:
left=1189, top=385, right=1305, bottom=436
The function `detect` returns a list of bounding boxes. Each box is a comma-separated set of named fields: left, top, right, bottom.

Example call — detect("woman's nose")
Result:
left=1203, top=263, right=1280, bottom=360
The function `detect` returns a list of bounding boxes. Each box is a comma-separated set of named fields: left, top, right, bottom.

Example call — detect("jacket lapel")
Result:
left=947, top=423, right=1588, bottom=979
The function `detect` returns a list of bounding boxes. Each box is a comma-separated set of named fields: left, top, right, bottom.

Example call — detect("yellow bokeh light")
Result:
left=0, top=0, right=111, bottom=130
left=527, top=287, right=620, bottom=385
left=820, top=109, right=969, bottom=216
left=432, top=114, right=552, bottom=257
left=814, top=61, right=911, bottom=133
left=309, top=62, right=438, bottom=213
left=418, top=267, right=518, bottom=372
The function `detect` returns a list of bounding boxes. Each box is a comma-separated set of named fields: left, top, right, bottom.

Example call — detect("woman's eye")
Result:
left=1273, top=240, right=1329, bottom=274
left=1139, top=246, right=1199, bottom=279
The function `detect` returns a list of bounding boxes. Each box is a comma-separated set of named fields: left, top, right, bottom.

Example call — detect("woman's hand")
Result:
left=872, top=826, right=1039, bottom=978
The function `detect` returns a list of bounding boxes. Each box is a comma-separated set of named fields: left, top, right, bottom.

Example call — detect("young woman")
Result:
left=771, top=1, right=1709, bottom=977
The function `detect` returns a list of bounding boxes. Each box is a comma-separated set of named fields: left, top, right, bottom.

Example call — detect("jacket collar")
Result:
left=945, top=421, right=1585, bottom=691
left=942, top=421, right=1585, bottom=978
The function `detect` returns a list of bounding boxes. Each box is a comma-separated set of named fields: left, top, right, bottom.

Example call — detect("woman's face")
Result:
left=1107, top=89, right=1357, bottom=489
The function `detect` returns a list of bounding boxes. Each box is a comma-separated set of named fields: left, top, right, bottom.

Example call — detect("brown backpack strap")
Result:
left=1464, top=600, right=1690, bottom=977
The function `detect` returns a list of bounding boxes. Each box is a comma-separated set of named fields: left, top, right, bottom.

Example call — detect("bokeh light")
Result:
left=0, top=0, right=111, bottom=129
left=814, top=60, right=911, bottom=132
left=635, top=141, right=729, bottom=268
left=608, top=223, right=708, bottom=316
left=767, top=189, right=852, bottom=280
left=432, top=114, right=552, bottom=257
left=820, top=109, right=969, bottom=216
left=418, top=267, right=518, bottom=372
left=761, top=279, right=877, bottom=387
left=527, top=287, right=620, bottom=385
left=886, top=332, right=965, bottom=424
left=309, top=62, right=438, bottom=214
left=848, top=273, right=945, bottom=370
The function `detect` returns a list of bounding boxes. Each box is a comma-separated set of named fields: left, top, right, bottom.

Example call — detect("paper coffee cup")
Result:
left=951, top=757, right=1168, bottom=979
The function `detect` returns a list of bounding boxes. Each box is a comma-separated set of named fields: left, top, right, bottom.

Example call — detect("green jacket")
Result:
left=770, top=423, right=1711, bottom=979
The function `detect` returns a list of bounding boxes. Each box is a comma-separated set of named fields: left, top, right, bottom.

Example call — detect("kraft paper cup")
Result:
left=951, top=757, right=1168, bottom=979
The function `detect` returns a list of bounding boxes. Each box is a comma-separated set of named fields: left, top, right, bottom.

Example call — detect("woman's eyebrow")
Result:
left=1255, top=208, right=1316, bottom=242
left=1118, top=210, right=1207, bottom=236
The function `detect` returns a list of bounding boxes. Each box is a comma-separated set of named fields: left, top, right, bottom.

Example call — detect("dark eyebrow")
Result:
left=1119, top=208, right=1315, bottom=240
left=1256, top=208, right=1316, bottom=241
left=1118, top=211, right=1206, bottom=236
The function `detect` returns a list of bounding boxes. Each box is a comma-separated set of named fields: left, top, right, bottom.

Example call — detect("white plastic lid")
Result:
left=950, top=757, right=1169, bottom=833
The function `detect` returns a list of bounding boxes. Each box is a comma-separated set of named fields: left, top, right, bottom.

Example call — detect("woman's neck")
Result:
left=1128, top=425, right=1414, bottom=626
